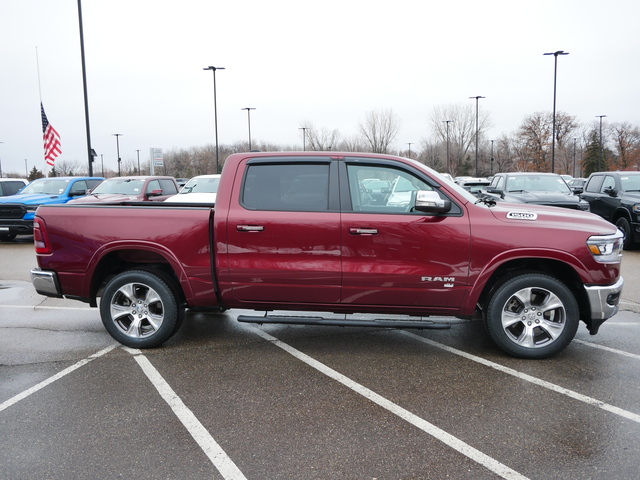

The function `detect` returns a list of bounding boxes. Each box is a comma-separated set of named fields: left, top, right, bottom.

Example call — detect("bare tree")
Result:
left=429, top=103, right=491, bottom=176
left=359, top=109, right=400, bottom=153
left=609, top=122, right=640, bottom=170
left=302, top=122, right=341, bottom=151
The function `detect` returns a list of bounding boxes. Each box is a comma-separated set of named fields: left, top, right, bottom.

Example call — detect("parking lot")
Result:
left=1, top=237, right=640, bottom=479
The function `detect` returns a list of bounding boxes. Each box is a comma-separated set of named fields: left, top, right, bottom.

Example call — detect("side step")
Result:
left=237, top=314, right=451, bottom=330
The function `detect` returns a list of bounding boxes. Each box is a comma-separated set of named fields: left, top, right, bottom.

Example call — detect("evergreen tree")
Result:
left=582, top=129, right=607, bottom=176
left=28, top=167, right=44, bottom=182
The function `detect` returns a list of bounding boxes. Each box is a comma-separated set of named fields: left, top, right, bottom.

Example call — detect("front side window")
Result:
left=242, top=163, right=330, bottom=212
left=346, top=164, right=433, bottom=213
left=600, top=176, right=616, bottom=193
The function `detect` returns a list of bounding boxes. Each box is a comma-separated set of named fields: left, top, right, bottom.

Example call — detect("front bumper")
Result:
left=31, top=268, right=63, bottom=297
left=583, top=277, right=624, bottom=334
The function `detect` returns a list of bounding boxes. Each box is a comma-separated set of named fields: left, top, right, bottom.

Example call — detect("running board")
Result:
left=237, top=314, right=451, bottom=330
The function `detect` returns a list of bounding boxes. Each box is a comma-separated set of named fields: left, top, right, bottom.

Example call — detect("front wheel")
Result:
left=485, top=273, right=579, bottom=359
left=100, top=270, right=180, bottom=348
left=615, top=217, right=635, bottom=250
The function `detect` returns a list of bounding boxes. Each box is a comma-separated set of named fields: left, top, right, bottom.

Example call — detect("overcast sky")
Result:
left=1, top=0, right=639, bottom=176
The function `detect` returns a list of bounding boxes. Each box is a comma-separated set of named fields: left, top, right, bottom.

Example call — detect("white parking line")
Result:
left=250, top=327, right=529, bottom=480
left=573, top=339, right=640, bottom=360
left=124, top=348, right=248, bottom=480
left=0, top=344, right=117, bottom=413
left=401, top=332, right=640, bottom=424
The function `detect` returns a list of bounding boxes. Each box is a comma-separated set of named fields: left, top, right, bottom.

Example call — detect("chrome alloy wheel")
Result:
left=109, top=282, right=165, bottom=339
left=500, top=286, right=567, bottom=349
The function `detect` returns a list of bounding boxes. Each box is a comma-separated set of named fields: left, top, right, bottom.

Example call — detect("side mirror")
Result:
left=571, top=186, right=584, bottom=195
left=146, top=189, right=163, bottom=198
left=485, top=187, right=505, bottom=198
left=69, top=189, right=87, bottom=197
left=414, top=190, right=451, bottom=214
left=604, top=187, right=617, bottom=197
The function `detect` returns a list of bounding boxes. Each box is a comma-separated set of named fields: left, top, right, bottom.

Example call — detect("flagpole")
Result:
left=77, top=0, right=94, bottom=176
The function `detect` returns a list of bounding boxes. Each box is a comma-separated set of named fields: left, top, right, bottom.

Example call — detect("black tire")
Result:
left=615, top=217, right=635, bottom=250
left=0, top=234, right=17, bottom=242
left=100, top=269, right=180, bottom=348
left=485, top=273, right=579, bottom=359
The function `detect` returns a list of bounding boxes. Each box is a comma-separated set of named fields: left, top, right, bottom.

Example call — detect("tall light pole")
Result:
left=0, top=141, right=3, bottom=178
left=112, top=133, right=122, bottom=176
left=136, top=149, right=140, bottom=174
left=241, top=107, right=256, bottom=150
left=407, top=143, right=412, bottom=158
left=100, top=154, right=104, bottom=177
left=443, top=120, right=452, bottom=174
left=572, top=137, right=577, bottom=177
left=203, top=66, right=225, bottom=173
left=299, top=127, right=308, bottom=151
left=469, top=96, right=485, bottom=176
left=490, top=139, right=495, bottom=176
left=596, top=115, right=607, bottom=171
left=544, top=50, right=569, bottom=173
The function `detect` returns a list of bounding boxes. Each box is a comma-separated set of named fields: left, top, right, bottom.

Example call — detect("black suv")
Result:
left=580, top=171, right=640, bottom=249
left=483, top=172, right=590, bottom=210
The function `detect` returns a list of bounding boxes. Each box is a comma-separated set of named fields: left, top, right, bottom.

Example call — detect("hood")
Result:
left=67, top=193, right=142, bottom=204
left=0, top=193, right=64, bottom=205
left=489, top=202, right=616, bottom=235
left=164, top=192, right=217, bottom=203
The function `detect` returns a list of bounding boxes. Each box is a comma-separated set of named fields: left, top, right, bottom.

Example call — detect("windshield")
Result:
left=180, top=176, right=220, bottom=194
left=19, top=179, right=70, bottom=195
left=92, top=178, right=145, bottom=195
left=506, top=175, right=571, bottom=194
left=620, top=175, right=640, bottom=192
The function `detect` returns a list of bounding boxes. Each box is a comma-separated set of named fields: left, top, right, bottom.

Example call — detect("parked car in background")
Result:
left=483, top=172, right=590, bottom=211
left=164, top=174, right=220, bottom=203
left=579, top=171, right=640, bottom=249
left=568, top=177, right=587, bottom=193
left=67, top=176, right=179, bottom=204
left=0, top=176, right=103, bottom=241
left=0, top=178, right=28, bottom=197
left=458, top=177, right=490, bottom=196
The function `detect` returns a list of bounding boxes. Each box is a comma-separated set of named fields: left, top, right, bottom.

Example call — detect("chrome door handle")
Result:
left=237, top=225, right=264, bottom=232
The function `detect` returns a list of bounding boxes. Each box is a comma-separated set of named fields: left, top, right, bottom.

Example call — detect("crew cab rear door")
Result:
left=224, top=157, right=342, bottom=304
left=339, top=158, right=471, bottom=310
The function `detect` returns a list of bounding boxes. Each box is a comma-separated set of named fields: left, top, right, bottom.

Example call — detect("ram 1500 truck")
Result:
left=30, top=152, right=624, bottom=359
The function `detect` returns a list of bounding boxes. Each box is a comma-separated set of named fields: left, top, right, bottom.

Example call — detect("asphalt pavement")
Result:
left=1, top=237, right=640, bottom=480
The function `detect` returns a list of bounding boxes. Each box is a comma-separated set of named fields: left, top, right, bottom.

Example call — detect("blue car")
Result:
left=0, top=176, right=104, bottom=241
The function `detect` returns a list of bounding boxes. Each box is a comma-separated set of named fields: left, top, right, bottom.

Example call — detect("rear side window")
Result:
left=242, top=163, right=330, bottom=212
left=159, top=179, right=178, bottom=194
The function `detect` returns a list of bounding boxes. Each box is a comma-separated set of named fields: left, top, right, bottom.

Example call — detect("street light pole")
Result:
left=469, top=96, right=485, bottom=176
left=443, top=120, right=452, bottom=174
left=299, top=127, right=308, bottom=151
left=596, top=115, right=607, bottom=171
left=203, top=66, right=225, bottom=173
left=241, top=107, right=256, bottom=150
left=490, top=139, right=494, bottom=176
left=544, top=50, right=569, bottom=173
left=136, top=149, right=140, bottom=174
left=112, top=133, right=122, bottom=176
left=407, top=143, right=412, bottom=158
left=572, top=137, right=577, bottom=177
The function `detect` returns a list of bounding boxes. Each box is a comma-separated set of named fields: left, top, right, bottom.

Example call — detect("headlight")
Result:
left=25, top=205, right=39, bottom=212
left=632, top=204, right=640, bottom=214
left=587, top=231, right=624, bottom=263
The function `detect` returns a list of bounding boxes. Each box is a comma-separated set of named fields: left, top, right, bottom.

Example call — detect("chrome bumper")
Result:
left=584, top=277, right=624, bottom=321
left=30, top=268, right=63, bottom=297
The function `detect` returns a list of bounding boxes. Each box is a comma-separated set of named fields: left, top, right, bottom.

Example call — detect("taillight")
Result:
left=33, top=217, right=52, bottom=254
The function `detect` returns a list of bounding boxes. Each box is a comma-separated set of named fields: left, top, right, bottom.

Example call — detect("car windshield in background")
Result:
left=506, top=175, right=571, bottom=194
left=181, top=177, right=220, bottom=194
left=92, top=179, right=145, bottom=195
left=620, top=176, right=640, bottom=192
left=19, top=179, right=70, bottom=195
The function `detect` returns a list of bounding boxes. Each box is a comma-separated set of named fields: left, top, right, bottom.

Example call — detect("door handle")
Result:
left=349, top=227, right=378, bottom=235
left=237, top=225, right=264, bottom=232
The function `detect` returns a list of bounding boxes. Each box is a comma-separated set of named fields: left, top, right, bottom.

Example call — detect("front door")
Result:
left=340, top=160, right=471, bottom=312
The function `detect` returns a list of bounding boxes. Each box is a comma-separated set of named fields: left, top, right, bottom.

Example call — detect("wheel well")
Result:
left=477, top=258, right=590, bottom=320
left=89, top=249, right=184, bottom=306
left=612, top=208, right=631, bottom=223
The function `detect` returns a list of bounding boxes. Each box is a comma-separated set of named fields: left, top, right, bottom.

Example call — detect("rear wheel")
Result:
left=485, top=273, right=579, bottom=359
left=100, top=270, right=181, bottom=348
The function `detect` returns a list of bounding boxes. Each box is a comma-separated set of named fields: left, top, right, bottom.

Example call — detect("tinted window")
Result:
left=159, top=179, right=178, bottom=194
left=70, top=181, right=88, bottom=195
left=242, top=163, right=330, bottom=212
left=585, top=175, right=604, bottom=193
left=600, top=175, right=616, bottom=193
left=0, top=181, right=26, bottom=196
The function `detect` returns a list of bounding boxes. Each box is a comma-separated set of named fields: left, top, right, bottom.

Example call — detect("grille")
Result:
left=0, top=204, right=27, bottom=219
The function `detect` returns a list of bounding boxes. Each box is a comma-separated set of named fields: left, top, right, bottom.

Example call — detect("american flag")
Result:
left=41, top=102, right=62, bottom=166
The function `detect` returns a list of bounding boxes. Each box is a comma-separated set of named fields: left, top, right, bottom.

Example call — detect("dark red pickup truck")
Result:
left=31, top=152, right=624, bottom=358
